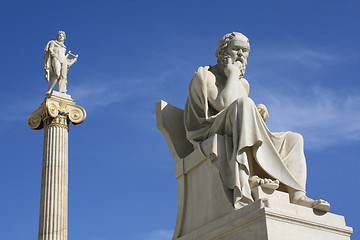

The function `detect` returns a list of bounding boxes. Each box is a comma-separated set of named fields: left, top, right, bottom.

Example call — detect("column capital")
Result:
left=27, top=91, right=86, bottom=130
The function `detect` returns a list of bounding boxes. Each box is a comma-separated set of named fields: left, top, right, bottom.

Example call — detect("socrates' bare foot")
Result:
left=249, top=175, right=279, bottom=190
left=291, top=192, right=330, bottom=212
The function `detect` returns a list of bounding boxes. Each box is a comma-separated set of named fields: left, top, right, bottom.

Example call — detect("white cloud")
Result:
left=244, top=43, right=360, bottom=150
left=257, top=85, right=360, bottom=149
left=266, top=48, right=337, bottom=68
left=247, top=44, right=346, bottom=82
left=70, top=71, right=174, bottom=111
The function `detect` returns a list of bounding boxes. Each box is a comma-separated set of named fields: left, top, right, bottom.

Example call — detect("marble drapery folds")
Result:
left=184, top=66, right=306, bottom=206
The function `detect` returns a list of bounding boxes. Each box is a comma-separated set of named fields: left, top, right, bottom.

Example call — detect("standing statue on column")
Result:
left=44, top=31, right=78, bottom=94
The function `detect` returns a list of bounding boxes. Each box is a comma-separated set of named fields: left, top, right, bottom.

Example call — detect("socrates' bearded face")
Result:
left=216, top=33, right=250, bottom=76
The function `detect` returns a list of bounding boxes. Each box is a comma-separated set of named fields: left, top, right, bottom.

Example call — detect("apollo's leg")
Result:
left=46, top=79, right=58, bottom=94
left=58, top=63, right=68, bottom=93
left=47, top=59, right=62, bottom=94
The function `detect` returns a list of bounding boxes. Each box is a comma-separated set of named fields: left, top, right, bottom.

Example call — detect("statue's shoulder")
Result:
left=44, top=40, right=55, bottom=51
left=195, top=65, right=211, bottom=75
left=193, top=66, right=213, bottom=83
left=241, top=77, right=250, bottom=95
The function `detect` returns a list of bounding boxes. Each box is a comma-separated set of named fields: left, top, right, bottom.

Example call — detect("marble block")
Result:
left=45, top=91, right=74, bottom=103
left=177, top=187, right=353, bottom=240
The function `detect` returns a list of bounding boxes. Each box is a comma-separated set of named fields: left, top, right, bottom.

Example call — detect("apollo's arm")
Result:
left=44, top=41, right=56, bottom=82
left=48, top=41, right=57, bottom=60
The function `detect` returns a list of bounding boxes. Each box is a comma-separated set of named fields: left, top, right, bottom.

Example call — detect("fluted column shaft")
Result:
left=38, top=116, right=69, bottom=240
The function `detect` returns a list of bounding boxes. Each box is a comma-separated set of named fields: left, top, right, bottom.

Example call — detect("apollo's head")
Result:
left=56, top=31, right=66, bottom=42
left=215, top=32, right=250, bottom=66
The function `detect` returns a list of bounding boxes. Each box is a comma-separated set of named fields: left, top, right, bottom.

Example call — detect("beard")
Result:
left=220, top=54, right=247, bottom=77
left=237, top=58, right=247, bottom=77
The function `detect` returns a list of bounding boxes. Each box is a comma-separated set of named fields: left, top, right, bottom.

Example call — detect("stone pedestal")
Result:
left=176, top=187, right=353, bottom=240
left=28, top=92, right=86, bottom=240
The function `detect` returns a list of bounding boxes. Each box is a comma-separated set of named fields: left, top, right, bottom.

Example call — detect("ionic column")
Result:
left=28, top=92, right=86, bottom=240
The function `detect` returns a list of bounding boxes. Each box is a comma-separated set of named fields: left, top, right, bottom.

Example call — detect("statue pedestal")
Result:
left=45, top=91, right=74, bottom=103
left=176, top=187, right=353, bottom=240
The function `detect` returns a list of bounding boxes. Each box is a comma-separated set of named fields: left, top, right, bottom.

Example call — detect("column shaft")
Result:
left=38, top=124, right=68, bottom=240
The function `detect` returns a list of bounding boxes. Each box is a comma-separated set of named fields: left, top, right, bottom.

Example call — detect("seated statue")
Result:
left=184, top=32, right=330, bottom=211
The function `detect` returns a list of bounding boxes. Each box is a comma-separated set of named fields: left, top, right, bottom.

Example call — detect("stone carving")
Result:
left=44, top=31, right=78, bottom=94
left=184, top=32, right=329, bottom=212
left=28, top=94, right=86, bottom=131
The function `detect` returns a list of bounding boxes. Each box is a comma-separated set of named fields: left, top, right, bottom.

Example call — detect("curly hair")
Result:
left=215, top=32, right=250, bottom=64
left=56, top=31, right=66, bottom=41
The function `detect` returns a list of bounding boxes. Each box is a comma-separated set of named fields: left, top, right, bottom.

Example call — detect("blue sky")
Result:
left=0, top=0, right=359, bottom=239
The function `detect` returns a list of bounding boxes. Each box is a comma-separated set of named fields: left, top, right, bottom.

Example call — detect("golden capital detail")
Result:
left=27, top=97, right=86, bottom=131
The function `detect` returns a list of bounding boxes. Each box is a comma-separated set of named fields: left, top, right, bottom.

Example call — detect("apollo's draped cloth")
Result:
left=184, top=66, right=305, bottom=204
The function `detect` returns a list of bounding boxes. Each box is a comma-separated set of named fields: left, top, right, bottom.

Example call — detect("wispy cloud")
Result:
left=247, top=44, right=348, bottom=82
left=257, top=85, right=360, bottom=149
left=68, top=70, right=174, bottom=111
left=265, top=47, right=337, bottom=68
left=244, top=44, right=360, bottom=150
left=0, top=95, right=43, bottom=122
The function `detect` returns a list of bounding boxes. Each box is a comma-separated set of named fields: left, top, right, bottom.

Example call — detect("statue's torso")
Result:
left=53, top=42, right=66, bottom=64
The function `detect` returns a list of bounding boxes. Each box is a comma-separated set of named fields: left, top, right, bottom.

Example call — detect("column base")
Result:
left=176, top=187, right=353, bottom=240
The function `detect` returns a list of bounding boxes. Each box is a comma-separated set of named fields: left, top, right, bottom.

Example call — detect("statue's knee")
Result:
left=293, top=132, right=303, bottom=141
left=288, top=132, right=304, bottom=145
left=54, top=73, right=60, bottom=80
left=234, top=97, right=255, bottom=109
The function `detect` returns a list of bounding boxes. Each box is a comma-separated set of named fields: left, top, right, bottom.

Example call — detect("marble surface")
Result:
left=176, top=187, right=353, bottom=240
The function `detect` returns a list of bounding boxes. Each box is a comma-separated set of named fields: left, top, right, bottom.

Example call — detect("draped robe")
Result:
left=184, top=66, right=306, bottom=206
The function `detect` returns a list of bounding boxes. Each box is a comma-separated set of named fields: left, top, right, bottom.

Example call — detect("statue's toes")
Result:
left=260, top=180, right=279, bottom=190
left=313, top=200, right=330, bottom=212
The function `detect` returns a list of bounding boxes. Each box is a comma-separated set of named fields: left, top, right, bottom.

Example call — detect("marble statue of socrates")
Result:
left=44, top=31, right=78, bottom=94
left=184, top=32, right=330, bottom=211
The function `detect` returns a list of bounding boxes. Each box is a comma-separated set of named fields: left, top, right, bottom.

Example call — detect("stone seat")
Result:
left=156, top=100, right=241, bottom=238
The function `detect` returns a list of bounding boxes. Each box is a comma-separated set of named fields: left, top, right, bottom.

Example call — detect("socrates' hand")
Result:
left=256, top=104, right=269, bottom=122
left=224, top=57, right=241, bottom=78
